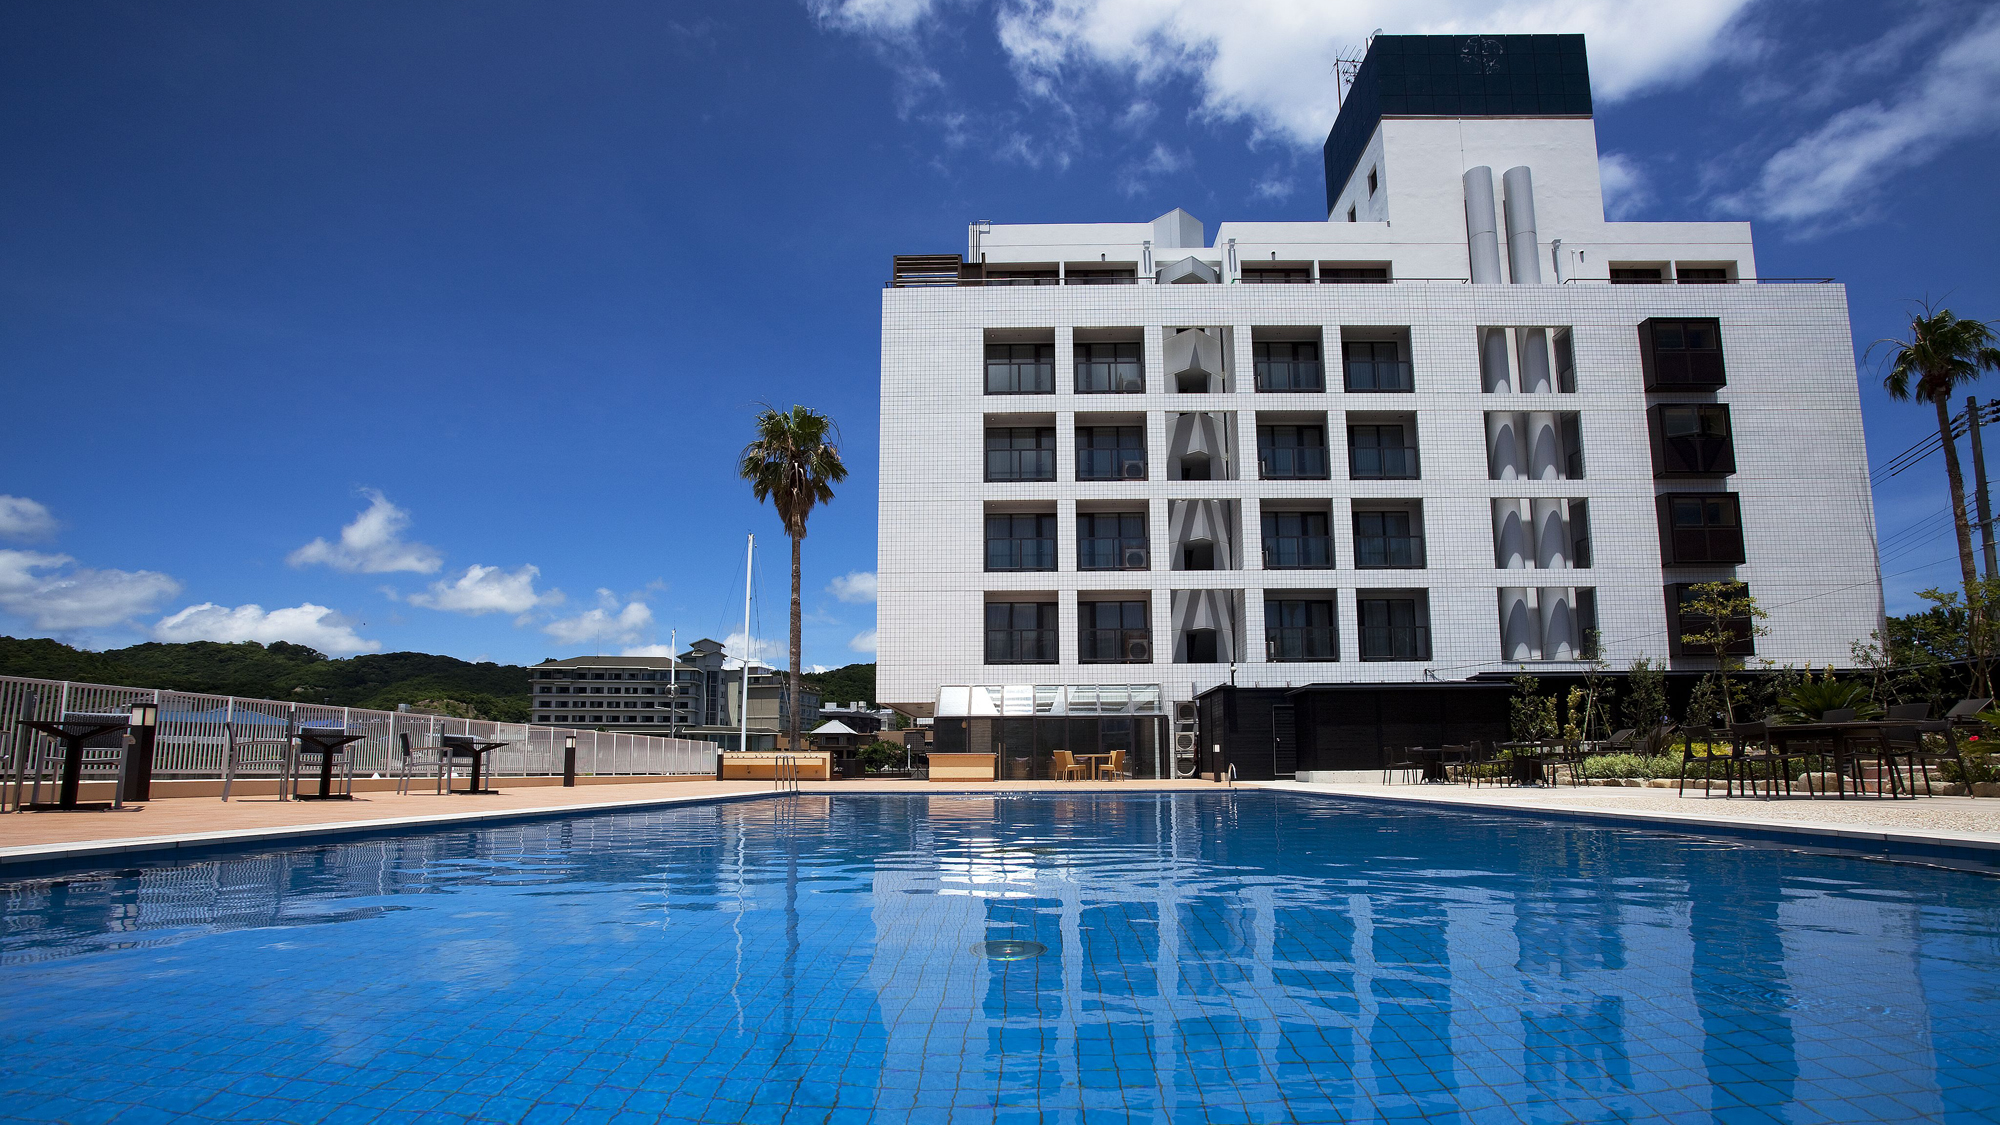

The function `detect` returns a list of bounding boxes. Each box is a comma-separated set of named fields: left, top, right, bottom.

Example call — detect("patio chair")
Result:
left=1677, top=726, right=1723, bottom=797
left=67, top=713, right=133, bottom=809
left=222, top=718, right=296, bottom=801
left=1886, top=703, right=1931, bottom=721
left=1455, top=742, right=1495, bottom=787
left=396, top=731, right=448, bottom=795
left=1727, top=721, right=1790, bottom=798
left=1052, top=749, right=1089, bottom=781
left=1821, top=707, right=1857, bottom=723
left=1945, top=697, right=1993, bottom=723
left=1592, top=728, right=1639, bottom=754
left=1101, top=749, right=1128, bottom=780
left=1381, top=746, right=1424, bottom=785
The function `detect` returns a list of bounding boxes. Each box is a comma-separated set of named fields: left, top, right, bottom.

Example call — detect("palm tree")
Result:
left=1876, top=304, right=2000, bottom=692
left=739, top=404, right=848, bottom=756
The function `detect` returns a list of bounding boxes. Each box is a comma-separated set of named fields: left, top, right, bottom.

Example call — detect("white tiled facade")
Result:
left=876, top=38, right=1881, bottom=718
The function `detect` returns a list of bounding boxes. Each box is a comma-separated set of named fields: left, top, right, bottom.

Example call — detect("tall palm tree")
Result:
left=739, top=404, right=848, bottom=756
left=1877, top=305, right=2000, bottom=691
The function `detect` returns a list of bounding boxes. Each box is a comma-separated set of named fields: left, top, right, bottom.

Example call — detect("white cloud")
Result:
left=808, top=0, right=940, bottom=34
left=981, top=1, right=1755, bottom=147
left=1597, top=152, right=1652, bottom=220
left=544, top=591, right=653, bottom=645
left=0, top=496, right=56, bottom=540
left=722, top=630, right=782, bottom=669
left=0, top=549, right=181, bottom=630
left=288, top=490, right=443, bottom=575
left=621, top=644, right=678, bottom=658
left=1250, top=176, right=1295, bottom=201
left=407, top=564, right=551, bottom=615
left=1722, top=9, right=2000, bottom=224
left=849, top=628, right=879, bottom=654
left=153, top=602, right=379, bottom=655
left=827, top=571, right=878, bottom=604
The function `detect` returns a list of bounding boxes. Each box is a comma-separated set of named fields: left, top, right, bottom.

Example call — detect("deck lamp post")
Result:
left=125, top=700, right=159, bottom=802
left=563, top=733, right=577, bottom=788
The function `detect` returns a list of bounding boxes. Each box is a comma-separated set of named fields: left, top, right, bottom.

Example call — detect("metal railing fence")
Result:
left=0, top=675, right=718, bottom=808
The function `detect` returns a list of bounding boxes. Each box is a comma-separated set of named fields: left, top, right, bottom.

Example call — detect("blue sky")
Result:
left=2, top=0, right=1997, bottom=669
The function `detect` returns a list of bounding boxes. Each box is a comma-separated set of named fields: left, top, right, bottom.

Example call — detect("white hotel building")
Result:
left=875, top=35, right=1881, bottom=779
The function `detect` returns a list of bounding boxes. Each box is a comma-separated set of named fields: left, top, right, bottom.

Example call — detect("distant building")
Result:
left=529, top=640, right=820, bottom=751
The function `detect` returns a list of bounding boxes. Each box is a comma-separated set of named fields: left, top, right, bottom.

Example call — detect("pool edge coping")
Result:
left=1259, top=781, right=2000, bottom=859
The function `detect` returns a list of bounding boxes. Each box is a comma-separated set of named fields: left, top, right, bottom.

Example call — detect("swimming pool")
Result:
left=3, top=792, right=1997, bottom=1123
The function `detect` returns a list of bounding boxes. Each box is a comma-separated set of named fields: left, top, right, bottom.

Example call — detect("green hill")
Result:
left=802, top=662, right=875, bottom=707
left=0, top=636, right=532, bottom=722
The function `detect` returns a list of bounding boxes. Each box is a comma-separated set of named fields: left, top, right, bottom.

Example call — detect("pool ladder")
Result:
left=773, top=754, right=801, bottom=794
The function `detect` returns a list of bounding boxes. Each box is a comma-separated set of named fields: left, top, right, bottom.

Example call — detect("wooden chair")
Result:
left=1101, top=749, right=1128, bottom=781
left=1052, top=749, right=1089, bottom=781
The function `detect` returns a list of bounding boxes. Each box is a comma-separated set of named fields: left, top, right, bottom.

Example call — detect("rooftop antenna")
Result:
left=1331, top=42, right=1368, bottom=108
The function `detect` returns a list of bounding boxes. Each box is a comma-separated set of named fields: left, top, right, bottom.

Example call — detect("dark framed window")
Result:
left=984, top=269, right=1058, bottom=286
left=1077, top=426, right=1146, bottom=480
left=1243, top=267, right=1312, bottom=284
left=1266, top=599, right=1337, bottom=662
left=1183, top=628, right=1220, bottom=663
left=1611, top=267, right=1663, bottom=284
left=1257, top=425, right=1329, bottom=479
left=1553, top=328, right=1577, bottom=393
left=1078, top=513, right=1148, bottom=570
left=1658, top=493, right=1746, bottom=564
left=1650, top=404, right=1736, bottom=476
left=1359, top=596, right=1430, bottom=661
left=1322, top=265, right=1389, bottom=283
left=986, top=343, right=1055, bottom=394
left=1254, top=341, right=1324, bottom=391
left=1349, top=424, right=1419, bottom=479
left=1075, top=341, right=1143, bottom=393
left=1081, top=601, right=1151, bottom=664
left=1354, top=509, right=1425, bottom=569
left=1668, top=582, right=1755, bottom=656
left=1367, top=168, right=1378, bottom=195
left=1677, top=267, right=1730, bottom=284
left=1639, top=317, right=1726, bottom=389
left=1261, top=510, right=1331, bottom=569
left=1343, top=340, right=1412, bottom=391
left=1570, top=501, right=1593, bottom=569
left=985, top=514, right=1056, bottom=572
left=985, top=602, right=1057, bottom=664
left=1067, top=268, right=1138, bottom=285
left=985, top=427, right=1056, bottom=482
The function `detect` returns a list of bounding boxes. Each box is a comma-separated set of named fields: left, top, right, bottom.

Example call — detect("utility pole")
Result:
left=738, top=534, right=754, bottom=755
left=1969, top=396, right=1998, bottom=579
left=668, top=627, right=678, bottom=738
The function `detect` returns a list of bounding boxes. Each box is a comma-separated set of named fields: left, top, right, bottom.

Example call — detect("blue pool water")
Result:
left=3, top=792, right=2000, bottom=1123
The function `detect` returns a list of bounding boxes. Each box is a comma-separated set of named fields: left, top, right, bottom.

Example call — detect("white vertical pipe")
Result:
left=1502, top=166, right=1542, bottom=284
left=1479, top=327, right=1513, bottom=393
left=739, top=533, right=753, bottom=755
left=1517, top=328, right=1552, bottom=393
left=1463, top=167, right=1503, bottom=284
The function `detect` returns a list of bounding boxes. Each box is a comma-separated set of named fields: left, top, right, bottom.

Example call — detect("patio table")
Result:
left=1497, top=740, right=1568, bottom=786
left=1403, top=747, right=1452, bottom=783
left=1762, top=721, right=1923, bottom=799
left=1074, top=752, right=1112, bottom=780
left=294, top=728, right=366, bottom=801
left=441, top=737, right=510, bottom=795
left=15, top=713, right=130, bottom=810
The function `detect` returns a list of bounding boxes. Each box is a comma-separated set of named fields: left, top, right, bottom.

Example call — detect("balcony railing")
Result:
left=1076, top=361, right=1144, bottom=393
left=1254, top=360, right=1325, bottom=392
left=986, top=450, right=1056, bottom=482
left=1078, top=539, right=1149, bottom=570
left=1258, top=447, right=1329, bottom=480
left=1349, top=446, right=1419, bottom=480
left=1361, top=626, right=1430, bottom=661
left=986, top=361, right=1055, bottom=394
left=986, top=630, right=1059, bottom=664
left=1356, top=535, right=1426, bottom=569
left=1078, top=450, right=1147, bottom=480
left=1344, top=359, right=1413, bottom=392
left=986, top=540, right=1056, bottom=571
left=1262, top=537, right=1332, bottom=569
left=1081, top=629, right=1153, bottom=664
left=1267, top=626, right=1338, bottom=662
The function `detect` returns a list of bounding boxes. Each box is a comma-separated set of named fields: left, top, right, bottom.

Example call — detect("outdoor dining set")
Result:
left=1051, top=749, right=1129, bottom=781
left=4, top=692, right=517, bottom=812
left=1383, top=696, right=1991, bottom=800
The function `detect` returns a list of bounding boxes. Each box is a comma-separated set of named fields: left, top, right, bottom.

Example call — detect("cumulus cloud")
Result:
left=849, top=629, right=879, bottom=654
left=407, top=564, right=552, bottom=615
left=153, top=602, right=379, bottom=655
left=827, top=571, right=878, bottom=604
left=544, top=591, right=653, bottom=645
left=621, top=644, right=678, bottom=658
left=721, top=630, right=781, bottom=669
left=1597, top=152, right=1652, bottom=220
left=0, top=549, right=181, bottom=630
left=1722, top=8, right=2000, bottom=224
left=288, top=490, right=443, bottom=575
left=0, top=496, right=57, bottom=540
left=820, top=0, right=1754, bottom=149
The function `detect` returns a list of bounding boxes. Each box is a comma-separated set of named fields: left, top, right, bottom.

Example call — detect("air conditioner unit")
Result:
left=1175, top=701, right=1198, bottom=725
left=1120, top=460, right=1146, bottom=479
left=1122, top=547, right=1150, bottom=569
left=1126, top=638, right=1152, bottom=661
left=1174, top=730, right=1197, bottom=752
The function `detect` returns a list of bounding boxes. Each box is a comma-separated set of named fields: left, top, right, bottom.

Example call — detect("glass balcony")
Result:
left=1266, top=626, right=1338, bottom=662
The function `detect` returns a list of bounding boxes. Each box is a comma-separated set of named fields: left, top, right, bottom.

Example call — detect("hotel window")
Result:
left=1254, top=341, right=1324, bottom=391
left=1077, top=426, right=1146, bottom=480
left=1358, top=594, right=1431, bottom=661
left=1658, top=493, right=1746, bottom=564
left=985, top=427, right=1056, bottom=482
left=1650, top=404, right=1736, bottom=476
left=1266, top=599, right=1337, bottom=662
left=1367, top=168, right=1378, bottom=195
left=1611, top=266, right=1664, bottom=284
left=1349, top=424, right=1419, bottom=479
left=1668, top=581, right=1756, bottom=656
left=1075, top=341, right=1143, bottom=393
left=1257, top=425, right=1329, bottom=479
left=1343, top=340, right=1412, bottom=392
left=1080, top=601, right=1152, bottom=664
left=985, top=603, right=1057, bottom=664
left=1639, top=317, right=1726, bottom=389
left=1354, top=509, right=1425, bottom=569
left=985, top=514, right=1057, bottom=571
left=1261, top=510, right=1331, bottom=569
left=986, top=342, right=1055, bottom=394
left=1078, top=512, right=1148, bottom=570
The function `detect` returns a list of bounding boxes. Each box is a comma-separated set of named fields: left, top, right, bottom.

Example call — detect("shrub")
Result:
left=1775, top=679, right=1881, bottom=724
left=1577, top=753, right=1681, bottom=780
left=857, top=740, right=904, bottom=773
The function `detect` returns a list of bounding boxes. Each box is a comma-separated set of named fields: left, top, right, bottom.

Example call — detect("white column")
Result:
left=1526, top=412, right=1562, bottom=480
left=1499, top=588, right=1539, bottom=661
left=1539, top=589, right=1575, bottom=660
left=1479, top=327, right=1513, bottom=393
left=1486, top=412, right=1526, bottom=480
left=1531, top=498, right=1570, bottom=569
left=1493, top=499, right=1533, bottom=570
left=1516, top=327, right=1552, bottom=393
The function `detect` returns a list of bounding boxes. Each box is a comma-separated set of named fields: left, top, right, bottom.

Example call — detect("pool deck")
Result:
left=4, top=775, right=2000, bottom=870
